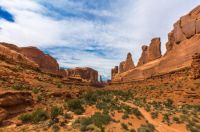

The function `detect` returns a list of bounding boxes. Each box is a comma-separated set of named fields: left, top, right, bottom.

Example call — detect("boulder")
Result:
left=65, top=67, right=98, bottom=83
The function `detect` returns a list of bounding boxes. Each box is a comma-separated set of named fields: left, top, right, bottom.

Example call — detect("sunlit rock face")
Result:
left=112, top=6, right=200, bottom=82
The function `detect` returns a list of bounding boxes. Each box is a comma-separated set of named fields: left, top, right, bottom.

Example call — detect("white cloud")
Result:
left=0, top=0, right=199, bottom=78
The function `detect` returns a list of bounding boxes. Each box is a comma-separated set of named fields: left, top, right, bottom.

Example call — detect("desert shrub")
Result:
left=162, top=113, right=170, bottom=124
left=137, top=123, right=155, bottom=132
left=19, top=113, right=32, bottom=123
left=66, top=99, right=85, bottom=115
left=151, top=112, right=158, bottom=119
left=51, top=106, right=63, bottom=119
left=74, top=112, right=111, bottom=131
left=121, top=123, right=128, bottom=130
left=64, top=113, right=73, bottom=119
left=19, top=109, right=48, bottom=124
left=151, top=101, right=162, bottom=110
left=83, top=91, right=98, bottom=105
left=32, top=109, right=48, bottom=123
left=130, top=128, right=136, bottom=132
left=90, top=112, right=112, bottom=128
left=57, top=83, right=62, bottom=88
left=12, top=84, right=30, bottom=91
left=173, top=116, right=182, bottom=124
left=52, top=125, right=60, bottom=132
left=164, top=99, right=174, bottom=108
left=122, top=112, right=129, bottom=119
left=32, top=88, right=40, bottom=94
left=144, top=104, right=151, bottom=112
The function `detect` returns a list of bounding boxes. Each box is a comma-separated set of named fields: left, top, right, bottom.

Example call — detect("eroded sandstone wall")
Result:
left=1, top=43, right=59, bottom=75
left=112, top=6, right=200, bottom=82
left=65, top=67, right=98, bottom=83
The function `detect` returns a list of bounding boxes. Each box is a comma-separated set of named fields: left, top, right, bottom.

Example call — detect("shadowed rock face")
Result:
left=1, top=43, right=59, bottom=74
left=137, top=38, right=161, bottom=66
left=111, top=66, right=118, bottom=79
left=65, top=67, right=98, bottom=83
left=112, top=6, right=200, bottom=82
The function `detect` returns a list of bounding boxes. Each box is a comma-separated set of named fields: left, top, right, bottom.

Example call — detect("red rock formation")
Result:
left=0, top=44, right=39, bottom=68
left=137, top=45, right=149, bottom=66
left=148, top=38, right=162, bottom=62
left=1, top=43, right=59, bottom=74
left=166, top=5, right=200, bottom=53
left=20, top=47, right=59, bottom=74
left=119, top=61, right=125, bottom=73
left=191, top=53, right=200, bottom=79
left=65, top=67, right=98, bottom=83
left=112, top=6, right=200, bottom=82
left=111, top=66, right=118, bottom=79
left=138, top=38, right=161, bottom=66
left=119, top=53, right=135, bottom=73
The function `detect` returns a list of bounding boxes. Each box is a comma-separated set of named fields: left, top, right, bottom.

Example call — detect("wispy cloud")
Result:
left=0, top=0, right=199, bottom=79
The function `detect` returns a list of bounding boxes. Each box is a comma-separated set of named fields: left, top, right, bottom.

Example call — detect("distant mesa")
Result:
left=64, top=67, right=98, bottom=83
left=111, top=5, right=200, bottom=82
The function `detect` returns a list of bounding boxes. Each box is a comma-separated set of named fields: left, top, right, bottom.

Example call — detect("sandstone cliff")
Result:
left=112, top=6, right=200, bottom=82
left=1, top=43, right=59, bottom=74
left=65, top=67, right=98, bottom=83
left=115, top=52, right=135, bottom=74
left=137, top=38, right=162, bottom=66
left=0, top=44, right=39, bottom=69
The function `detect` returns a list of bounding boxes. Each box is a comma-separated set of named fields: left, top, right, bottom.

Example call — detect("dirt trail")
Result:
left=121, top=101, right=187, bottom=132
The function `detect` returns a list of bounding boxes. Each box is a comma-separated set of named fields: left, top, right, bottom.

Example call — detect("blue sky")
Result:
left=0, top=0, right=199, bottom=79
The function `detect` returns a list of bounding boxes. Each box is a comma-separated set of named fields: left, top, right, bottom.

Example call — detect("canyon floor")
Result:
left=0, top=55, right=199, bottom=132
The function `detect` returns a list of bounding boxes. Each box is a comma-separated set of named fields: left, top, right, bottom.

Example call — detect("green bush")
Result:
left=164, top=99, right=174, bottom=108
left=130, top=129, right=136, bottom=132
left=32, top=109, right=48, bottom=123
left=57, top=84, right=62, bottom=88
left=66, top=99, right=85, bottom=115
left=121, top=123, right=128, bottom=130
left=83, top=91, right=98, bottom=105
left=137, top=123, right=155, bottom=132
left=52, top=125, right=60, bottom=132
left=151, top=112, right=158, bottom=119
left=51, top=106, right=63, bottom=119
left=122, top=112, right=129, bottom=119
left=64, top=113, right=73, bottom=119
left=90, top=112, right=112, bottom=128
left=19, top=109, right=48, bottom=124
left=18, top=113, right=32, bottom=123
